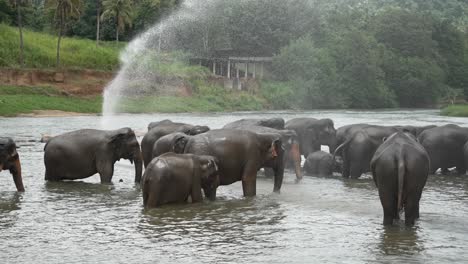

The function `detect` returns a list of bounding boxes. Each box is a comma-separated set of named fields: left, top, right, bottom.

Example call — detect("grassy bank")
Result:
left=0, top=85, right=266, bottom=116
left=440, top=104, right=468, bottom=117
left=0, top=86, right=102, bottom=116
left=0, top=24, right=122, bottom=70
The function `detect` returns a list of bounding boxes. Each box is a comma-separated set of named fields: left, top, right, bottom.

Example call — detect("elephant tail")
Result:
left=397, top=152, right=405, bottom=213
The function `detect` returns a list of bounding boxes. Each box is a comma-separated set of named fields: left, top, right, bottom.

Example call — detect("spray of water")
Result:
left=101, top=0, right=221, bottom=128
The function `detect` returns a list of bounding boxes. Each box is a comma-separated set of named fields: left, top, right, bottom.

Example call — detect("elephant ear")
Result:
left=110, top=128, right=134, bottom=148
left=306, top=128, right=318, bottom=142
left=172, top=134, right=189, bottom=154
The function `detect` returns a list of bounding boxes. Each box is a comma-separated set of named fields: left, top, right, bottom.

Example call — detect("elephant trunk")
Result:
left=273, top=150, right=285, bottom=193
left=133, top=150, right=143, bottom=183
left=12, top=157, right=25, bottom=192
left=289, top=142, right=302, bottom=181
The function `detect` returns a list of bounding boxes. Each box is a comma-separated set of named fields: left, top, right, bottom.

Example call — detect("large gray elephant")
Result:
left=221, top=122, right=302, bottom=181
left=334, top=125, right=402, bottom=178
left=223, top=117, right=285, bottom=130
left=44, top=128, right=143, bottom=183
left=418, top=124, right=468, bottom=174
left=141, top=120, right=209, bottom=167
left=285, top=118, right=337, bottom=157
left=0, top=138, right=24, bottom=192
left=142, top=153, right=219, bottom=208
left=179, top=129, right=284, bottom=197
left=371, top=132, right=430, bottom=226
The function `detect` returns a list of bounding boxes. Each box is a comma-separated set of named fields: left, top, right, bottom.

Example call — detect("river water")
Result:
left=1, top=110, right=468, bottom=263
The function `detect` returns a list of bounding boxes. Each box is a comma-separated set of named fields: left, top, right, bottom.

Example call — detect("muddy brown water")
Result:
left=1, top=110, right=468, bottom=263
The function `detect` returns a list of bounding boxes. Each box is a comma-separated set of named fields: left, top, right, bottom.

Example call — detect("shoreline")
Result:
left=14, top=110, right=99, bottom=118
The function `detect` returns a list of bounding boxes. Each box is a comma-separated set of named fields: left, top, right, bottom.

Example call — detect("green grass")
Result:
left=0, top=85, right=267, bottom=116
left=0, top=24, right=123, bottom=70
left=440, top=104, right=468, bottom=117
left=0, top=86, right=101, bottom=116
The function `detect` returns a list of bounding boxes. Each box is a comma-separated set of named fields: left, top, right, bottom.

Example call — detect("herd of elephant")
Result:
left=1, top=117, right=467, bottom=226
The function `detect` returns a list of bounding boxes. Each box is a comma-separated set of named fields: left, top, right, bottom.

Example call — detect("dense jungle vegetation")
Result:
left=1, top=0, right=467, bottom=110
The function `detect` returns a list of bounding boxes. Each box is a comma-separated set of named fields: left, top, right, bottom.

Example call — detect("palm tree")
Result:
left=46, top=0, right=83, bottom=67
left=9, top=0, right=31, bottom=67
left=96, top=0, right=101, bottom=46
left=101, top=0, right=133, bottom=42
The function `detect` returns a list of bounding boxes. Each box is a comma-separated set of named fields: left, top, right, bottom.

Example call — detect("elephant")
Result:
left=371, top=132, right=430, bottom=226
left=151, top=132, right=190, bottom=159
left=0, top=138, right=24, bottom=192
left=304, top=151, right=334, bottom=176
left=220, top=124, right=302, bottom=181
left=334, top=125, right=402, bottom=179
left=223, top=117, right=285, bottom=130
left=44, top=128, right=143, bottom=183
left=142, top=153, right=219, bottom=208
left=285, top=118, right=337, bottom=157
left=179, top=129, right=284, bottom=197
left=141, top=119, right=209, bottom=167
left=334, top=129, right=383, bottom=179
left=418, top=124, right=468, bottom=174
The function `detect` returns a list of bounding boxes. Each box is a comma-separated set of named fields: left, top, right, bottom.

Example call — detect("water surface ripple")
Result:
left=1, top=110, right=468, bottom=263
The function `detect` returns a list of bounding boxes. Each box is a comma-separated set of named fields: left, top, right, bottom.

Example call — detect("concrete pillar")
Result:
left=245, top=63, right=248, bottom=79
left=227, top=60, right=231, bottom=79
left=260, top=62, right=264, bottom=79
left=212, top=60, right=216, bottom=75
left=253, top=63, right=256, bottom=79
left=236, top=63, right=239, bottom=78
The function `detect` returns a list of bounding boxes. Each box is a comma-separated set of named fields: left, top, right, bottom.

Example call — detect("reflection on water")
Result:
left=378, top=226, right=424, bottom=256
left=1, top=110, right=468, bottom=263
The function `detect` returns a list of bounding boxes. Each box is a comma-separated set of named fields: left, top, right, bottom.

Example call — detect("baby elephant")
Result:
left=304, top=151, right=334, bottom=176
left=142, top=153, right=219, bottom=208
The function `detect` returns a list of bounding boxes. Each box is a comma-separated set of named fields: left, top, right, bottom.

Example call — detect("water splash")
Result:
left=101, top=0, right=220, bottom=129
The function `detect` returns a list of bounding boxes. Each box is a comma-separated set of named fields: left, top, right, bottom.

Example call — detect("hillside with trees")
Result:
left=0, top=0, right=467, bottom=110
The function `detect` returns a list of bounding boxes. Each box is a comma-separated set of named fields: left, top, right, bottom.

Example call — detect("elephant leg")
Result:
left=241, top=164, right=258, bottom=197
left=379, top=190, right=397, bottom=225
left=342, top=153, right=350, bottom=178
left=350, top=164, right=362, bottom=179
left=404, top=197, right=418, bottom=226
left=97, top=162, right=114, bottom=183
left=191, top=182, right=203, bottom=203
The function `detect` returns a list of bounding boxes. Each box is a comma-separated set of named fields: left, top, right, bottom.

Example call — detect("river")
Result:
left=1, top=110, right=468, bottom=263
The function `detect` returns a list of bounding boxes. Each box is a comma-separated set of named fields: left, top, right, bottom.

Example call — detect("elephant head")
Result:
left=280, top=130, right=302, bottom=181
left=147, top=119, right=173, bottom=131
left=186, top=125, right=210, bottom=135
left=307, top=119, right=337, bottom=154
left=197, top=155, right=220, bottom=201
left=110, top=128, right=143, bottom=183
left=258, top=133, right=285, bottom=193
left=0, top=138, right=24, bottom=192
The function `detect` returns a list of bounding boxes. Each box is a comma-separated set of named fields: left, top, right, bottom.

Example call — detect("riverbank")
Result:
left=0, top=85, right=267, bottom=117
left=440, top=104, right=468, bottom=117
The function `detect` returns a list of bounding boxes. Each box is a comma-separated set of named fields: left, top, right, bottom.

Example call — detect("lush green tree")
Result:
left=46, top=0, right=83, bottom=67
left=101, top=0, right=133, bottom=42
left=8, top=0, right=33, bottom=67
